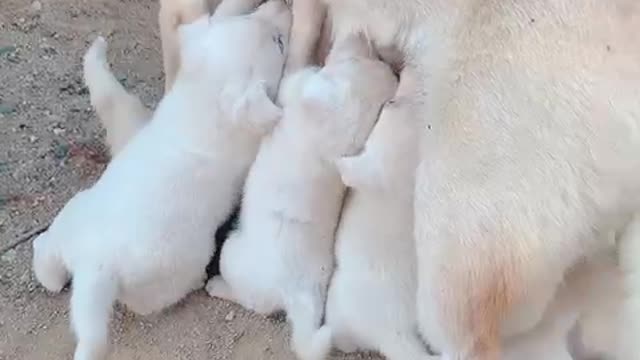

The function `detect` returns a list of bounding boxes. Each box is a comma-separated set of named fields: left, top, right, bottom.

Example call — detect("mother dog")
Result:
left=301, top=0, right=640, bottom=359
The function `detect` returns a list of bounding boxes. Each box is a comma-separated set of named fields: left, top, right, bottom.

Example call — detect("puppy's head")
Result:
left=282, top=33, right=398, bottom=159
left=177, top=0, right=291, bottom=100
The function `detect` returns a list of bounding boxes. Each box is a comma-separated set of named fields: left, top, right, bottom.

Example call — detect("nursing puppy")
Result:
left=206, top=34, right=397, bottom=360
left=320, top=67, right=433, bottom=360
left=32, top=2, right=290, bottom=359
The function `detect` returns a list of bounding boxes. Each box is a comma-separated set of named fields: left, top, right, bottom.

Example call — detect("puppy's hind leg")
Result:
left=286, top=290, right=332, bottom=360
left=71, top=269, right=118, bottom=360
left=32, top=231, right=70, bottom=293
left=83, top=37, right=151, bottom=156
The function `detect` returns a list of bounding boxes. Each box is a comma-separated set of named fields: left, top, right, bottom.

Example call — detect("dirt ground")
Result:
left=0, top=0, right=381, bottom=359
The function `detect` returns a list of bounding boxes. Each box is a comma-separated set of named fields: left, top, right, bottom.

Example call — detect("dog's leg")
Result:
left=83, top=37, right=151, bottom=156
left=414, top=162, right=569, bottom=360
left=205, top=275, right=236, bottom=302
left=71, top=269, right=118, bottom=360
left=283, top=0, right=326, bottom=75
left=212, top=0, right=263, bottom=17
left=616, top=214, right=640, bottom=359
left=159, top=0, right=209, bottom=92
left=32, top=232, right=70, bottom=293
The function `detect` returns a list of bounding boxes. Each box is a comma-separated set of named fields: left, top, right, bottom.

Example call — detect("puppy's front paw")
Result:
left=334, top=157, right=358, bottom=188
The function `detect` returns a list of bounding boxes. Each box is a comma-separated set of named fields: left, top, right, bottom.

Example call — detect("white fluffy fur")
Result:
left=206, top=34, right=397, bottom=360
left=319, top=67, right=435, bottom=360
left=32, top=3, right=290, bottom=359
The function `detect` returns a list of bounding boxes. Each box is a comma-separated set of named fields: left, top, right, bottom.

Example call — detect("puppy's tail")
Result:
left=286, top=291, right=333, bottom=360
left=83, top=36, right=151, bottom=156
left=70, top=267, right=118, bottom=360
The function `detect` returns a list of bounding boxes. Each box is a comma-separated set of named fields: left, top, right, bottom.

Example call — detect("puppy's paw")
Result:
left=205, top=276, right=234, bottom=301
left=334, top=156, right=359, bottom=188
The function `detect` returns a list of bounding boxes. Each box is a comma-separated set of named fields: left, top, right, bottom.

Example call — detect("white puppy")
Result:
left=319, top=67, right=435, bottom=360
left=32, top=2, right=290, bottom=359
left=206, top=33, right=398, bottom=360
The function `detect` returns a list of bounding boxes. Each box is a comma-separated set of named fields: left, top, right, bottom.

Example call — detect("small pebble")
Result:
left=31, top=1, right=42, bottom=12
left=0, top=249, right=17, bottom=263
left=225, top=310, right=235, bottom=321
left=52, top=127, right=65, bottom=135
left=29, top=135, right=38, bottom=143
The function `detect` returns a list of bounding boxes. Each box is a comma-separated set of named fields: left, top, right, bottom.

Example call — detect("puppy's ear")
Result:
left=233, top=81, right=283, bottom=133
left=335, top=151, right=379, bottom=189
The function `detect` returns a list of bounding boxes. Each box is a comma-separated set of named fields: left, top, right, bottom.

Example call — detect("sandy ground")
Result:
left=0, top=0, right=382, bottom=359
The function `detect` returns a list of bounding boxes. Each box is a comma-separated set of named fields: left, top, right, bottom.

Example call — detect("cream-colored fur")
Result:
left=158, top=0, right=211, bottom=92
left=409, top=2, right=640, bottom=359
left=321, top=67, right=434, bottom=360
left=206, top=34, right=397, bottom=360
left=316, top=0, right=639, bottom=359
left=32, top=3, right=290, bottom=359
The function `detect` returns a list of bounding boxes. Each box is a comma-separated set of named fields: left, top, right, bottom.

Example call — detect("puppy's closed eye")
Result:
left=272, top=33, right=284, bottom=54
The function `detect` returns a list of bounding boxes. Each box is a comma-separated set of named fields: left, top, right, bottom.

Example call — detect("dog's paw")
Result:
left=205, top=276, right=234, bottom=300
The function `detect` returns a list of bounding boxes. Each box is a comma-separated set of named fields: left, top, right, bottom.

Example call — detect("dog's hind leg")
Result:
left=283, top=0, right=326, bottom=75
left=71, top=268, right=118, bottom=360
left=286, top=290, right=332, bottom=360
left=83, top=37, right=151, bottom=156
left=32, top=231, right=70, bottom=293
left=616, top=214, right=640, bottom=359
left=159, top=0, right=209, bottom=92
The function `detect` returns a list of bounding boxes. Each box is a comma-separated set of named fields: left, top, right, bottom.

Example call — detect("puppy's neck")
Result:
left=151, top=82, right=231, bottom=156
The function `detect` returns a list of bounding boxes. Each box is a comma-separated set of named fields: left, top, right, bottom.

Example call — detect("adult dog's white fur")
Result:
left=206, top=34, right=397, bottom=360
left=319, top=67, right=434, bottom=360
left=32, top=2, right=290, bottom=359
left=286, top=0, right=640, bottom=358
